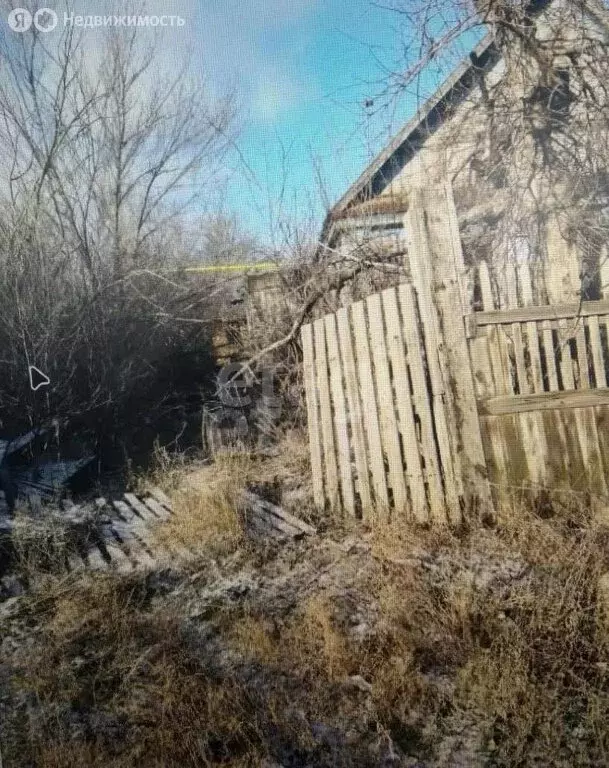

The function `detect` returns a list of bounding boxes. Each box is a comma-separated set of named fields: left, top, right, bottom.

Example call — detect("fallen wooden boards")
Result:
left=241, top=491, right=316, bottom=541
left=112, top=492, right=196, bottom=566
left=8, top=483, right=316, bottom=576
left=68, top=487, right=179, bottom=572
left=67, top=485, right=315, bottom=571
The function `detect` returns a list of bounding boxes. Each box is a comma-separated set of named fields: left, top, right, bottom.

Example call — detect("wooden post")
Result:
left=301, top=323, right=325, bottom=509
left=405, top=182, right=492, bottom=515
left=601, top=245, right=609, bottom=299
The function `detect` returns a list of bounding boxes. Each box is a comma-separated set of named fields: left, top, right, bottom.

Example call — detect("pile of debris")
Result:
left=1, top=487, right=178, bottom=575
left=0, top=427, right=94, bottom=515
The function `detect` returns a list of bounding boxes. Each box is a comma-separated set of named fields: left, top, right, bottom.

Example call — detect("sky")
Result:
left=0, top=0, right=468, bottom=244
left=176, top=0, right=451, bottom=243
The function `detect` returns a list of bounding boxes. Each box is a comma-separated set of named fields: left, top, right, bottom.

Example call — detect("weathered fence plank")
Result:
left=470, top=299, right=609, bottom=328
left=351, top=301, right=389, bottom=510
left=541, top=319, right=559, bottom=391
left=398, top=284, right=448, bottom=520
left=313, top=319, right=340, bottom=509
left=336, top=307, right=372, bottom=513
left=557, top=321, right=576, bottom=390
left=479, top=387, right=609, bottom=415
left=588, top=315, right=605, bottom=388
left=506, top=264, right=528, bottom=393
left=407, top=188, right=492, bottom=519
left=518, top=262, right=548, bottom=485
left=366, top=293, right=409, bottom=513
left=325, top=313, right=356, bottom=516
left=479, top=262, right=511, bottom=397
left=576, top=321, right=590, bottom=389
left=382, top=287, right=428, bottom=521
left=301, top=324, right=324, bottom=508
left=519, top=263, right=545, bottom=393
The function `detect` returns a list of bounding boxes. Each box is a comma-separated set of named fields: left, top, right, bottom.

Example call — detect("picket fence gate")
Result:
left=301, top=283, right=461, bottom=524
left=467, top=259, right=609, bottom=501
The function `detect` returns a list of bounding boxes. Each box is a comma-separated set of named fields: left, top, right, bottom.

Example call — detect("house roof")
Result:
left=320, top=0, right=562, bottom=245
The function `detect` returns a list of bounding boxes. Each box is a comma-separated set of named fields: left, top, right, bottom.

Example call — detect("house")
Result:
left=302, top=0, right=609, bottom=520
left=321, top=0, right=609, bottom=308
left=182, top=264, right=295, bottom=365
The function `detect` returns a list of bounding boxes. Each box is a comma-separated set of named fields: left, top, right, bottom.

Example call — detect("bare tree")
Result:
left=363, top=0, right=609, bottom=297
left=0, top=4, right=237, bottom=459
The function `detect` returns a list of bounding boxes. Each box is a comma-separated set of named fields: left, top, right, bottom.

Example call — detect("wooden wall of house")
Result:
left=245, top=270, right=298, bottom=343
left=361, top=0, right=609, bottom=309
left=211, top=322, right=242, bottom=365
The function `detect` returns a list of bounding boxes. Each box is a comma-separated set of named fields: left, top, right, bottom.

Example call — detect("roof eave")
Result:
left=327, top=32, right=497, bottom=223
left=319, top=0, right=563, bottom=247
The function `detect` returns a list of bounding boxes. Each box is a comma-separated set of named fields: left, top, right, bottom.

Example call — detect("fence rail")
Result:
left=479, top=388, right=609, bottom=416
left=467, top=299, right=609, bottom=331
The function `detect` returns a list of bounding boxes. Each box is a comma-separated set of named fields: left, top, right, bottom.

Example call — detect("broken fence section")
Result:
left=2, top=486, right=316, bottom=576
left=241, top=491, right=317, bottom=541
left=301, top=283, right=459, bottom=524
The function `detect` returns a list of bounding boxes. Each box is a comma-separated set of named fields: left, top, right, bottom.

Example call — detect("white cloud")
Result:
left=39, top=0, right=321, bottom=121
left=251, top=67, right=312, bottom=122
left=196, top=0, right=320, bottom=121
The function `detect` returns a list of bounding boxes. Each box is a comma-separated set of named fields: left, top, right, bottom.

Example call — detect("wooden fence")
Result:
left=301, top=283, right=461, bottom=523
left=302, top=182, right=609, bottom=523
left=467, top=259, right=609, bottom=499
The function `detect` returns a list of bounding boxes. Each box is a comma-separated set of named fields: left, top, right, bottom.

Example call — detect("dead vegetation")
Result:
left=4, top=575, right=263, bottom=768
left=152, top=453, right=253, bottom=557
left=3, top=441, right=609, bottom=767
left=10, top=514, right=72, bottom=581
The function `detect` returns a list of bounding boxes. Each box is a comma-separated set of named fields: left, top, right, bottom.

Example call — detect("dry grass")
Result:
left=231, top=595, right=353, bottom=682
left=5, top=574, right=265, bottom=768
left=451, top=502, right=609, bottom=765
left=152, top=453, right=258, bottom=557
left=252, top=428, right=311, bottom=484
left=11, top=513, right=72, bottom=582
left=228, top=496, right=609, bottom=765
left=150, top=431, right=314, bottom=557
left=367, top=497, right=609, bottom=765
left=6, top=480, right=609, bottom=766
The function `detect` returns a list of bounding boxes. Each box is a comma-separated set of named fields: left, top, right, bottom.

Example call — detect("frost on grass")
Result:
left=3, top=439, right=609, bottom=767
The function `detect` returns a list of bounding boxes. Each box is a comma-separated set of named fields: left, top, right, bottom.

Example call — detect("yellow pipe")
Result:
left=180, top=262, right=280, bottom=274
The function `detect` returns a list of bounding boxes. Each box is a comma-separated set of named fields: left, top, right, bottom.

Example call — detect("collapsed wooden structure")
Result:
left=0, top=486, right=315, bottom=576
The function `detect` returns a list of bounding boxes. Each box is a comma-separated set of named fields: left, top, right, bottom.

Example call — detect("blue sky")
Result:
left=186, top=0, right=453, bottom=244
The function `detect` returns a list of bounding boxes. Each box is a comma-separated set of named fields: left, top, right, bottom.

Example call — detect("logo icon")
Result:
left=28, top=366, right=50, bottom=392
left=34, top=8, right=57, bottom=32
left=7, top=8, right=32, bottom=32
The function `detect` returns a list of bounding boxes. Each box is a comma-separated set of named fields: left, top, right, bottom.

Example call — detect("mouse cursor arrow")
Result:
left=28, top=365, right=50, bottom=392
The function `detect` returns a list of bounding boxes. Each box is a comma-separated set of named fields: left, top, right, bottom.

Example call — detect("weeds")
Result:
left=152, top=453, right=255, bottom=557
left=5, top=466, right=609, bottom=766
left=5, top=574, right=264, bottom=768
left=11, top=513, right=72, bottom=582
